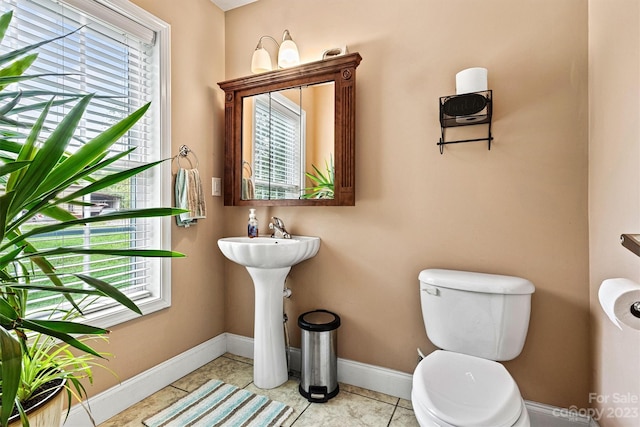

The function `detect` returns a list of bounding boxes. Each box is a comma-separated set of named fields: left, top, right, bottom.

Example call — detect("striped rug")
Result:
left=143, top=379, right=293, bottom=427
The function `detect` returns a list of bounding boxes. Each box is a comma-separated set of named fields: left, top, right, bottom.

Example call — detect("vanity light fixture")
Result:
left=250, top=36, right=276, bottom=73
left=278, top=30, right=300, bottom=67
left=250, top=29, right=300, bottom=73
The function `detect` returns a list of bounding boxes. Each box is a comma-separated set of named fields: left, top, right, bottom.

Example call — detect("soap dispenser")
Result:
left=248, top=209, right=259, bottom=238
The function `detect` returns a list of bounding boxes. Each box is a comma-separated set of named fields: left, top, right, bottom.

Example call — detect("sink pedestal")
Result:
left=246, top=266, right=291, bottom=389
left=217, top=236, right=321, bottom=390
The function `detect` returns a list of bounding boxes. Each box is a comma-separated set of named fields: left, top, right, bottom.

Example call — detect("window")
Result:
left=252, top=92, right=306, bottom=199
left=0, top=0, right=171, bottom=328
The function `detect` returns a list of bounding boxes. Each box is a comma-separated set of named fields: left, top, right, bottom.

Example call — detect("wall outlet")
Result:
left=212, top=177, right=221, bottom=196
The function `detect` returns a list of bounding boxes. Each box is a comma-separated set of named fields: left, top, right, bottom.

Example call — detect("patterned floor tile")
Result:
left=98, top=354, right=419, bottom=427
left=389, top=406, right=421, bottom=427
left=171, top=355, right=254, bottom=392
left=339, top=383, right=399, bottom=405
left=290, top=389, right=396, bottom=427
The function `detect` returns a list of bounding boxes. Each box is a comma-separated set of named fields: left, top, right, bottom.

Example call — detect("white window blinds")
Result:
left=252, top=92, right=305, bottom=199
left=0, top=0, right=165, bottom=320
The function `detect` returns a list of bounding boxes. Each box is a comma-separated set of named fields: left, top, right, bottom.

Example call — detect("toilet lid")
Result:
left=414, top=350, right=522, bottom=427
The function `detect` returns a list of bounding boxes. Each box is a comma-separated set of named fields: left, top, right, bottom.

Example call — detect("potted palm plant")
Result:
left=0, top=10, right=184, bottom=427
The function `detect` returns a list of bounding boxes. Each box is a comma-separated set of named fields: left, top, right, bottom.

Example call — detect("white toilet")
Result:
left=412, top=269, right=535, bottom=427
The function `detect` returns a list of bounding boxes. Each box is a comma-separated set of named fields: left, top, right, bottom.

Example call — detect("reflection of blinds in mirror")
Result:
left=252, top=93, right=306, bottom=199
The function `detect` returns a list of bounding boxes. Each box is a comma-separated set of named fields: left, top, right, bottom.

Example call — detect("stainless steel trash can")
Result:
left=298, top=309, right=341, bottom=403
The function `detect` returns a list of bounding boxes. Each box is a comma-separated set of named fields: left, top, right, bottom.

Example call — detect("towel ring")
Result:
left=174, top=144, right=199, bottom=169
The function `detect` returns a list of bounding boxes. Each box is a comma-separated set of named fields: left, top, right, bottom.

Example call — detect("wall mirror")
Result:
left=218, top=52, right=362, bottom=206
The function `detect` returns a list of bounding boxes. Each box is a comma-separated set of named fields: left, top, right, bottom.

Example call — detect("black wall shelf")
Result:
left=437, top=90, right=493, bottom=154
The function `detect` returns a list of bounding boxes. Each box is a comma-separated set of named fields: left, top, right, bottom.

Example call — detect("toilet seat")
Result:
left=412, top=350, right=524, bottom=427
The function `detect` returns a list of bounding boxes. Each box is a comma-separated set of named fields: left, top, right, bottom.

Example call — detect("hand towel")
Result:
left=242, top=177, right=255, bottom=200
left=175, top=167, right=206, bottom=227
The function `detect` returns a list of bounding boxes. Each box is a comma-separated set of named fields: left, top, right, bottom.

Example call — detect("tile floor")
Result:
left=99, top=353, right=420, bottom=427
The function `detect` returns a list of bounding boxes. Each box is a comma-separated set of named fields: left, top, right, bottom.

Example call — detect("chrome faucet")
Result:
left=269, top=217, right=291, bottom=239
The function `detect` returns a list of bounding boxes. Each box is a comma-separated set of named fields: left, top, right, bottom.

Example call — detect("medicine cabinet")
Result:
left=218, top=52, right=362, bottom=206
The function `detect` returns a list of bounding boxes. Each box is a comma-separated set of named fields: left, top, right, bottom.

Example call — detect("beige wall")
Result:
left=589, top=1, right=640, bottom=426
left=224, top=0, right=590, bottom=408
left=83, top=0, right=228, bottom=397
left=80, top=0, right=640, bottom=417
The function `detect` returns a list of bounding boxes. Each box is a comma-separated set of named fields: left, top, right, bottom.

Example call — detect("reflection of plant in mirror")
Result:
left=302, top=157, right=334, bottom=199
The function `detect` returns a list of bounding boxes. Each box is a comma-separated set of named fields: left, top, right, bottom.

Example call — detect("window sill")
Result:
left=79, top=291, right=171, bottom=330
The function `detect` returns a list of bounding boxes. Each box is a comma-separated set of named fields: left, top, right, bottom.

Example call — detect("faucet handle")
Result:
left=271, top=216, right=285, bottom=227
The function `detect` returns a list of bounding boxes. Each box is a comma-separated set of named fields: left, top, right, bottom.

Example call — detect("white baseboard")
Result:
left=526, top=400, right=601, bottom=427
left=64, top=334, right=227, bottom=426
left=225, top=333, right=414, bottom=400
left=64, top=333, right=600, bottom=427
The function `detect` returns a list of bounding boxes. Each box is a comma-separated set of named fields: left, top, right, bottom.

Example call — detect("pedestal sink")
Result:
left=217, top=236, right=320, bottom=389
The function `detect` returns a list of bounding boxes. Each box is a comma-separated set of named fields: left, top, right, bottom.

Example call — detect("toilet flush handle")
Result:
left=421, top=285, right=439, bottom=296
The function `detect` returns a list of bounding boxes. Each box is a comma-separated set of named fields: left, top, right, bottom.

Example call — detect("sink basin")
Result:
left=217, top=235, right=320, bottom=389
left=217, top=236, right=320, bottom=269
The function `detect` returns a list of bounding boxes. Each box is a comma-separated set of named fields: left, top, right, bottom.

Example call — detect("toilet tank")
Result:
left=418, top=269, right=535, bottom=361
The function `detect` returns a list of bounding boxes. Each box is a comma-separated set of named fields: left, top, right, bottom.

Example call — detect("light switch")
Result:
left=212, top=177, right=221, bottom=196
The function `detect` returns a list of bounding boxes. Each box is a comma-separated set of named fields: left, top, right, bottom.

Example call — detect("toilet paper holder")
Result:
left=437, top=90, right=493, bottom=154
left=619, top=234, right=640, bottom=320
left=621, top=234, right=640, bottom=257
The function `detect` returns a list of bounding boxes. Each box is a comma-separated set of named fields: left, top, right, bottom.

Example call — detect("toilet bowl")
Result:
left=412, top=269, right=535, bottom=427
left=412, top=351, right=529, bottom=427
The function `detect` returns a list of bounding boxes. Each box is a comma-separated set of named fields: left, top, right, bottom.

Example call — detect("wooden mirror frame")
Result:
left=218, top=52, right=362, bottom=206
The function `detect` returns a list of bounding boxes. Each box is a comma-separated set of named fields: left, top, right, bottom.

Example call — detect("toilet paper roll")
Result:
left=598, top=278, right=640, bottom=330
left=456, top=67, right=488, bottom=94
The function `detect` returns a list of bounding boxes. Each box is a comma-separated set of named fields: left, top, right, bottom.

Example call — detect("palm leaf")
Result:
left=45, top=147, right=137, bottom=195
left=0, top=53, right=37, bottom=91
left=0, top=90, right=21, bottom=115
left=21, top=319, right=108, bottom=335
left=5, top=97, right=51, bottom=192
left=0, top=138, right=22, bottom=154
left=8, top=95, right=90, bottom=212
left=0, top=326, right=21, bottom=427
left=39, top=205, right=77, bottom=222
left=74, top=274, right=141, bottom=315
left=0, top=296, right=18, bottom=321
left=6, top=207, right=186, bottom=249
left=18, top=247, right=184, bottom=260
left=5, top=148, right=141, bottom=230
left=0, top=25, right=82, bottom=68
left=0, top=246, right=24, bottom=270
left=53, top=159, right=164, bottom=205
left=38, top=102, right=150, bottom=194
left=0, top=161, right=28, bottom=177
left=18, top=319, right=104, bottom=358
left=0, top=90, right=121, bottom=99
left=0, top=191, right=14, bottom=243
left=7, top=96, right=84, bottom=116
left=0, top=73, right=75, bottom=87
left=0, top=11, right=12, bottom=44
left=7, top=284, right=103, bottom=297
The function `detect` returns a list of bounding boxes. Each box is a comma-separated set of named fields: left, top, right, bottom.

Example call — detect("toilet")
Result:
left=412, top=269, right=535, bottom=427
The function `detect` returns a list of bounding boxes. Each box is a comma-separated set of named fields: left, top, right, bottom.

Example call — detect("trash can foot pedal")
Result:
left=299, top=384, right=340, bottom=403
